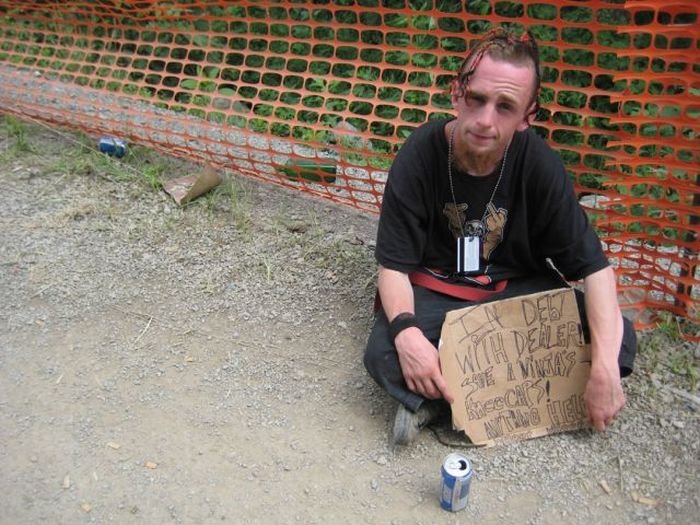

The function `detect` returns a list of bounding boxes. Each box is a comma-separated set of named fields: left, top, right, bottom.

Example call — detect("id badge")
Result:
left=457, top=235, right=480, bottom=273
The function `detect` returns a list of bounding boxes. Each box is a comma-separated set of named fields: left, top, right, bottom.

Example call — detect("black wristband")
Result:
left=389, top=312, right=420, bottom=341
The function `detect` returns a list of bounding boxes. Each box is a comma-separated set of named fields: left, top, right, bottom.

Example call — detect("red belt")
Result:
left=409, top=271, right=507, bottom=301
left=373, top=272, right=508, bottom=312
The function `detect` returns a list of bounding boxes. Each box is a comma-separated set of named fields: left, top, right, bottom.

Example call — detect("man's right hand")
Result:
left=394, top=327, right=454, bottom=403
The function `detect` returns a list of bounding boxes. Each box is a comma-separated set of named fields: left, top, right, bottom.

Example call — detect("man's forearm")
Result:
left=376, top=265, right=454, bottom=402
left=582, top=266, right=626, bottom=430
left=377, top=265, right=415, bottom=321
left=583, top=266, right=623, bottom=366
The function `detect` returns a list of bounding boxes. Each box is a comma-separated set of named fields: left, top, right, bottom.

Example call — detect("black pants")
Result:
left=364, top=275, right=637, bottom=412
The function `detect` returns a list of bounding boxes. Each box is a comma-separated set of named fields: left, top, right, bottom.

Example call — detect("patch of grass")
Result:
left=639, top=312, right=699, bottom=391
left=656, top=311, right=682, bottom=339
left=669, top=350, right=698, bottom=391
left=201, top=175, right=253, bottom=233
left=224, top=176, right=253, bottom=231
left=80, top=148, right=138, bottom=181
left=1, top=114, right=35, bottom=155
left=0, top=116, right=173, bottom=193
left=141, top=165, right=163, bottom=191
left=52, top=145, right=134, bottom=181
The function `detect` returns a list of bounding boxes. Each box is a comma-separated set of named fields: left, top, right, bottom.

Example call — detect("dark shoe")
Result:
left=391, top=401, right=445, bottom=446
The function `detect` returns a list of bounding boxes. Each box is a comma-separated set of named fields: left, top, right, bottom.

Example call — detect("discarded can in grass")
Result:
left=98, top=136, right=128, bottom=158
left=440, top=452, right=473, bottom=512
left=278, top=159, right=336, bottom=184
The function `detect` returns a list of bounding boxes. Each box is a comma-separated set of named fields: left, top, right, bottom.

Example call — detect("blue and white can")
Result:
left=98, top=136, right=128, bottom=158
left=440, top=452, right=473, bottom=512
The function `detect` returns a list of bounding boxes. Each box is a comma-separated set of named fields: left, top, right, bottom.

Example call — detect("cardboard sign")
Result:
left=439, top=288, right=591, bottom=447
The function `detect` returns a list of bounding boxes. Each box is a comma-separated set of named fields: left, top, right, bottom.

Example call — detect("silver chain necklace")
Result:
left=447, top=122, right=509, bottom=239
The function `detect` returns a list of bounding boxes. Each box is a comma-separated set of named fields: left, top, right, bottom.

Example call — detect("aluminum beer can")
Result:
left=440, top=452, right=473, bottom=512
left=98, top=136, right=127, bottom=158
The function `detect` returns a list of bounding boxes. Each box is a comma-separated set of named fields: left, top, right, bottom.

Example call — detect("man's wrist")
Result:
left=389, top=312, right=420, bottom=341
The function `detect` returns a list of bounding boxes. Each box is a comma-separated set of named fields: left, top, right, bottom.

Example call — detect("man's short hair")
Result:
left=455, top=27, right=542, bottom=117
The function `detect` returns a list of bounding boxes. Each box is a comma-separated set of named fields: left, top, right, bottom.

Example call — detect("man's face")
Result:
left=452, top=55, right=536, bottom=159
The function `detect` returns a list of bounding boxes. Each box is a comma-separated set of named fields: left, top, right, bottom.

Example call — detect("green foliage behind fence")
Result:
left=0, top=0, right=697, bottom=333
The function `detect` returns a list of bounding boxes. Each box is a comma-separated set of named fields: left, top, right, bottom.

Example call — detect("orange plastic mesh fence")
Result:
left=0, top=0, right=697, bottom=334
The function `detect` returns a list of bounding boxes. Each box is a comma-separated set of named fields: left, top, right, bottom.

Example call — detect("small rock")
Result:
left=375, top=455, right=388, bottom=466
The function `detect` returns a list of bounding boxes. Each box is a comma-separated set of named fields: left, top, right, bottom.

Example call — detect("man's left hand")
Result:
left=584, top=361, right=625, bottom=431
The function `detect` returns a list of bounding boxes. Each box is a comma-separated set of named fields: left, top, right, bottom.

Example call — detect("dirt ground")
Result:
left=1, top=119, right=699, bottom=524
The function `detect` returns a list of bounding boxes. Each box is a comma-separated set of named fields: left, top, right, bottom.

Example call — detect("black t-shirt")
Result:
left=375, top=118, right=609, bottom=282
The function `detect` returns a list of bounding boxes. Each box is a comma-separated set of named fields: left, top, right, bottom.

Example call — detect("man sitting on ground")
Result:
left=364, top=27, right=636, bottom=446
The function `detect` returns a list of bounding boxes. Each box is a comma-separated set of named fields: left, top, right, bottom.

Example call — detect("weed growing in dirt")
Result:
left=142, top=165, right=163, bottom=191
left=259, top=254, right=273, bottom=282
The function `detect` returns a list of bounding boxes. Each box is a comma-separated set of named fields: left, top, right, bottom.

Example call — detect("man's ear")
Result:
left=517, top=102, right=537, bottom=131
